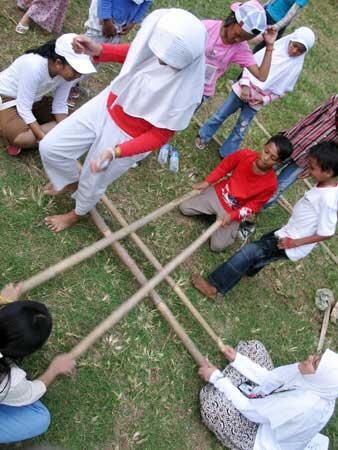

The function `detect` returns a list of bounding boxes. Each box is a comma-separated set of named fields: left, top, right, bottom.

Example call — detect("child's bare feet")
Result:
left=192, top=272, right=217, bottom=299
left=44, top=182, right=78, bottom=196
left=45, top=210, right=79, bottom=233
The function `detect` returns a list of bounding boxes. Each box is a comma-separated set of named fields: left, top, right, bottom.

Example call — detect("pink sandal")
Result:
left=15, top=22, right=29, bottom=34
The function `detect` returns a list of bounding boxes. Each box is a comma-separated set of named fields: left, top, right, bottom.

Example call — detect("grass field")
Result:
left=0, top=1, right=337, bottom=449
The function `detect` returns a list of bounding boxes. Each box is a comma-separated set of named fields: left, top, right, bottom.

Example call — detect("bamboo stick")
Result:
left=68, top=219, right=222, bottom=360
left=20, top=190, right=199, bottom=294
left=100, top=195, right=226, bottom=352
left=89, top=208, right=206, bottom=366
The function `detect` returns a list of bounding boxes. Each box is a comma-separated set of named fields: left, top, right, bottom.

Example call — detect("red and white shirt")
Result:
left=93, top=44, right=175, bottom=157
left=205, top=149, right=277, bottom=221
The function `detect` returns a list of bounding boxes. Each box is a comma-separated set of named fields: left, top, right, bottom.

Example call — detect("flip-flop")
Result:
left=195, top=136, right=206, bottom=150
left=15, top=22, right=29, bottom=34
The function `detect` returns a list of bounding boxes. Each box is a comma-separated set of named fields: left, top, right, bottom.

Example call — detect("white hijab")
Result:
left=242, top=27, right=315, bottom=96
left=109, top=8, right=206, bottom=131
left=251, top=349, right=338, bottom=450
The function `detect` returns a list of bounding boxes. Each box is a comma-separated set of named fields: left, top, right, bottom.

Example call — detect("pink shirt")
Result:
left=203, top=20, right=256, bottom=96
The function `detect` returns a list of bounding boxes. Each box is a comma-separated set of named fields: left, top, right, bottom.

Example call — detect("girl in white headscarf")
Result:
left=197, top=26, right=315, bottom=158
left=39, top=8, right=206, bottom=232
left=199, top=340, right=337, bottom=450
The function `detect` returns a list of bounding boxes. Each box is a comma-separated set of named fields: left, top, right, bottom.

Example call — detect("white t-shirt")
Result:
left=275, top=185, right=338, bottom=261
left=0, top=365, right=46, bottom=406
left=0, top=53, right=72, bottom=124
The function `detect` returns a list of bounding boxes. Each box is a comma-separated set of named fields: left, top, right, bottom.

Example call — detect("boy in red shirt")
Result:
left=180, top=135, right=293, bottom=251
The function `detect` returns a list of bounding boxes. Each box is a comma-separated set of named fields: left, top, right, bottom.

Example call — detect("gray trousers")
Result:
left=180, top=187, right=240, bottom=252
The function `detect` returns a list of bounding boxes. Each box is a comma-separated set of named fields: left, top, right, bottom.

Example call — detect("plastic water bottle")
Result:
left=169, top=147, right=179, bottom=173
left=157, top=144, right=170, bottom=165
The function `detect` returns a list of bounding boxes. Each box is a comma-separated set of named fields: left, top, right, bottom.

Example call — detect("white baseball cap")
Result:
left=231, top=1, right=267, bottom=35
left=55, top=33, right=96, bottom=75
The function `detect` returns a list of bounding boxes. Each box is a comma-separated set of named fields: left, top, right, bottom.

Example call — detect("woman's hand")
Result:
left=223, top=345, right=237, bottom=362
left=193, top=181, right=210, bottom=192
left=263, top=26, right=277, bottom=46
left=0, top=282, right=23, bottom=303
left=221, top=215, right=232, bottom=227
left=198, top=362, right=218, bottom=382
left=50, top=354, right=76, bottom=377
left=72, top=35, right=102, bottom=57
left=240, top=86, right=250, bottom=102
left=250, top=95, right=264, bottom=106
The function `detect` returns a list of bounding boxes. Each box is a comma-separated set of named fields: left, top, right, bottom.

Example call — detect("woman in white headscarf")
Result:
left=199, top=340, right=337, bottom=450
left=39, top=8, right=206, bottom=232
left=197, top=26, right=315, bottom=157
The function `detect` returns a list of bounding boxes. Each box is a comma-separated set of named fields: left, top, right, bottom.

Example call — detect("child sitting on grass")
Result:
left=0, top=283, right=75, bottom=444
left=192, top=141, right=338, bottom=298
left=180, top=135, right=293, bottom=252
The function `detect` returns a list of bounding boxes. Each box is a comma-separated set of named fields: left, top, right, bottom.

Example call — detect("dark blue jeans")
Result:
left=209, top=231, right=287, bottom=294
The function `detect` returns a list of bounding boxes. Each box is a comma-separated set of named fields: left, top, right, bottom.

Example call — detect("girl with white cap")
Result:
left=39, top=8, right=206, bottom=233
left=197, top=26, right=315, bottom=157
left=0, top=34, right=96, bottom=156
left=194, top=1, right=277, bottom=120
left=199, top=340, right=337, bottom=450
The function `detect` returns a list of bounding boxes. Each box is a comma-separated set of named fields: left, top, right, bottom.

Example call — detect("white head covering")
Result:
left=242, top=26, right=315, bottom=96
left=250, top=349, right=338, bottom=449
left=109, top=8, right=206, bottom=131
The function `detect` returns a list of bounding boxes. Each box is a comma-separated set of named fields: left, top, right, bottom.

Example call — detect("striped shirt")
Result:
left=286, top=94, right=338, bottom=169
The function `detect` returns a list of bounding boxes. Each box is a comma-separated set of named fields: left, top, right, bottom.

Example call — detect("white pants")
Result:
left=39, top=87, right=150, bottom=215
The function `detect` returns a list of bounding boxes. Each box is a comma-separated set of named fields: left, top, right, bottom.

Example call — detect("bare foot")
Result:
left=45, top=210, right=79, bottom=233
left=192, top=272, right=217, bottom=299
left=44, top=182, right=78, bottom=196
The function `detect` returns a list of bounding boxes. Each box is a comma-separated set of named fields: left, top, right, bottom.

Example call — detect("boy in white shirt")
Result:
left=192, top=141, right=338, bottom=298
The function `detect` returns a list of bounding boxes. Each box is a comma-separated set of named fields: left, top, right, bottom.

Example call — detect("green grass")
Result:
left=0, top=1, right=337, bottom=449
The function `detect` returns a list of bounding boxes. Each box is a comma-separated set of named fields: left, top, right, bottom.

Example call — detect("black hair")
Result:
left=224, top=12, right=238, bottom=28
left=309, top=141, right=338, bottom=176
left=0, top=301, right=52, bottom=400
left=267, top=134, right=293, bottom=161
left=25, top=39, right=67, bottom=65
left=223, top=11, right=260, bottom=35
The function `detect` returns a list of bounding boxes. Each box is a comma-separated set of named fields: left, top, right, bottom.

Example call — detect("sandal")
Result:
left=195, top=136, right=206, bottom=150
left=7, top=145, right=22, bottom=156
left=15, top=22, right=29, bottom=34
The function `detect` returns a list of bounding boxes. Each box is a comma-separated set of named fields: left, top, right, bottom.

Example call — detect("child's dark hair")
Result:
left=309, top=141, right=338, bottom=176
left=0, top=301, right=52, bottom=400
left=26, top=39, right=67, bottom=64
left=267, top=134, right=293, bottom=161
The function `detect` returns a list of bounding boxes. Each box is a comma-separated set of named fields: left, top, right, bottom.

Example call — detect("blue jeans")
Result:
left=209, top=230, right=287, bottom=294
left=198, top=91, right=257, bottom=158
left=0, top=400, right=51, bottom=443
left=264, top=160, right=303, bottom=208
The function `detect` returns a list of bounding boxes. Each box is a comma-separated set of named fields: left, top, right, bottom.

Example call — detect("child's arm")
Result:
left=72, top=35, right=130, bottom=64
left=246, top=27, right=277, bottom=82
left=274, top=3, right=302, bottom=31
left=0, top=283, right=23, bottom=304
left=277, top=233, right=333, bottom=250
left=198, top=364, right=268, bottom=423
left=205, top=151, right=244, bottom=185
left=37, top=354, right=75, bottom=387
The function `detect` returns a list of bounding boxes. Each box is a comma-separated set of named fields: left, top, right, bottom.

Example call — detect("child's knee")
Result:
left=210, top=239, right=226, bottom=253
left=179, top=201, right=192, bottom=216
